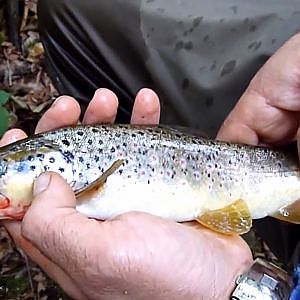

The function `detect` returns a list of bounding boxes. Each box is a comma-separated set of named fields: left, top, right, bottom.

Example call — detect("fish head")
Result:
left=0, top=149, right=39, bottom=220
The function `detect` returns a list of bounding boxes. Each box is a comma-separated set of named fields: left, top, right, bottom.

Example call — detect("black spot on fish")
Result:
left=37, top=153, right=45, bottom=160
left=86, top=163, right=91, bottom=169
left=77, top=131, right=84, bottom=136
left=94, top=156, right=100, bottom=162
left=44, top=165, right=49, bottom=171
left=30, top=165, right=36, bottom=171
left=17, top=164, right=25, bottom=172
left=27, top=155, right=34, bottom=161
left=119, top=169, right=123, bottom=175
left=63, top=151, right=74, bottom=163
left=59, top=167, right=65, bottom=173
left=147, top=180, right=150, bottom=184
left=92, top=128, right=98, bottom=133
left=111, top=147, right=116, bottom=153
left=88, top=139, right=93, bottom=145
left=123, top=142, right=127, bottom=147
left=79, top=172, right=83, bottom=178
left=79, top=157, right=84, bottom=163
left=62, top=139, right=70, bottom=146
left=49, top=157, right=55, bottom=163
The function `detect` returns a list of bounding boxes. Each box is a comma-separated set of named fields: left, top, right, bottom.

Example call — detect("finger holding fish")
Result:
left=0, top=88, right=165, bottom=298
left=35, top=96, right=81, bottom=134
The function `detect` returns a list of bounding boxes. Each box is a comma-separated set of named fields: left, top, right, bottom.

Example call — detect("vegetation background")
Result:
left=0, top=1, right=280, bottom=299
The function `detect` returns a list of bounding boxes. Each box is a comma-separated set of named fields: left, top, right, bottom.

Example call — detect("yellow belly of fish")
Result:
left=76, top=175, right=202, bottom=221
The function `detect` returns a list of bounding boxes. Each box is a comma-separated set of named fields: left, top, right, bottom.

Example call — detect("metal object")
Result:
left=231, top=258, right=293, bottom=299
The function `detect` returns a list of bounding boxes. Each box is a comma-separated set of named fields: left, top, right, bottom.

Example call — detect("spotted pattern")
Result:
left=0, top=124, right=299, bottom=220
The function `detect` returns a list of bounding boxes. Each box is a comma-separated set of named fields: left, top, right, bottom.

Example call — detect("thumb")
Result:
left=32, top=171, right=76, bottom=210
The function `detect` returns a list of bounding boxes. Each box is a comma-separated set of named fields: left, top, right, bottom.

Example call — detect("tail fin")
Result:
left=272, top=200, right=300, bottom=224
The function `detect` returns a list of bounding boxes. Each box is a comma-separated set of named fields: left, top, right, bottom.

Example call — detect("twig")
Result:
left=6, top=59, right=12, bottom=87
left=20, top=0, right=29, bottom=32
left=22, top=251, right=37, bottom=300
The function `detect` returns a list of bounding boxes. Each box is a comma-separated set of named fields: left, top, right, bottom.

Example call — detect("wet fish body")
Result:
left=0, top=125, right=299, bottom=234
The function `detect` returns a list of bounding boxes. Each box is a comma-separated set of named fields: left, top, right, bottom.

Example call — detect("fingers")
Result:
left=0, top=129, right=27, bottom=147
left=83, top=88, right=118, bottom=124
left=216, top=33, right=300, bottom=146
left=35, top=96, right=81, bottom=133
left=131, top=88, right=160, bottom=124
left=4, top=221, right=86, bottom=299
left=21, top=172, right=99, bottom=272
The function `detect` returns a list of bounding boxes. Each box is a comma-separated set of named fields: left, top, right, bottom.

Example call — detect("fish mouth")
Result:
left=0, top=193, right=26, bottom=220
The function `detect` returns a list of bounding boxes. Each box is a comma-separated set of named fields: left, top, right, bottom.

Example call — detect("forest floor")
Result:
left=0, top=1, right=282, bottom=299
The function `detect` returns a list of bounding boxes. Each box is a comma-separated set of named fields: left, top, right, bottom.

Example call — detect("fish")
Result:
left=0, top=124, right=299, bottom=235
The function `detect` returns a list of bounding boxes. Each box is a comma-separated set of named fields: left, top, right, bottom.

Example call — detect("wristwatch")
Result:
left=231, top=258, right=293, bottom=299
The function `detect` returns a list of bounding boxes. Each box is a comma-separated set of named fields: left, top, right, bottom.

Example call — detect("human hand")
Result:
left=1, top=88, right=252, bottom=299
left=217, top=33, right=300, bottom=217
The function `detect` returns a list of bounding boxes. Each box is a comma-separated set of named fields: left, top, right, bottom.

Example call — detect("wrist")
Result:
left=230, top=258, right=293, bottom=299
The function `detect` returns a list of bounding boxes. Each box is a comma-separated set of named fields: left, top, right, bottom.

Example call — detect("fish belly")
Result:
left=75, top=174, right=202, bottom=222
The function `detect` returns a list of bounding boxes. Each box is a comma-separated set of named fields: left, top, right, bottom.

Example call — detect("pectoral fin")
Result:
left=272, top=200, right=300, bottom=224
left=196, top=199, right=252, bottom=235
left=75, top=159, right=123, bottom=198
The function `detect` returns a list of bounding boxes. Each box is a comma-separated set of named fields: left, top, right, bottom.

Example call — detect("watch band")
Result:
left=231, top=258, right=293, bottom=299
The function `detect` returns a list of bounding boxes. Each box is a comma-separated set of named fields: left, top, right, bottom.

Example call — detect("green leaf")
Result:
left=0, top=32, right=4, bottom=45
left=0, top=106, right=9, bottom=137
left=0, top=90, right=10, bottom=105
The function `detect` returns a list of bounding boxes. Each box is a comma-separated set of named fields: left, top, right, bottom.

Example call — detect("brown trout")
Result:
left=0, top=125, right=299, bottom=235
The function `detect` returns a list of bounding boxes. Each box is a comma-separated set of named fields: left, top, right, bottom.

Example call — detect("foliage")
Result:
left=0, top=90, right=10, bottom=137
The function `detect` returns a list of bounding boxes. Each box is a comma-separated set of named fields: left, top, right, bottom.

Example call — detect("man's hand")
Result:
left=1, top=88, right=252, bottom=299
left=217, top=33, right=300, bottom=218
left=217, top=33, right=300, bottom=146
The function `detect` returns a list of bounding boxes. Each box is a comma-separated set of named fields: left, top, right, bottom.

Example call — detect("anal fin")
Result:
left=75, top=159, right=123, bottom=199
left=272, top=200, right=300, bottom=224
left=196, top=199, right=252, bottom=235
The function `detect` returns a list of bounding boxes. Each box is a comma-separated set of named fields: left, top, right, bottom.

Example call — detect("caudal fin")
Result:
left=272, top=200, right=300, bottom=224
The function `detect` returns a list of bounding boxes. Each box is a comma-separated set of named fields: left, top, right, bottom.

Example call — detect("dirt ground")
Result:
left=0, top=1, right=282, bottom=299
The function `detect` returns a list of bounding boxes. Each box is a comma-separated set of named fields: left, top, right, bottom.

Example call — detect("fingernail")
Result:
left=51, top=96, right=64, bottom=107
left=33, top=173, right=51, bottom=196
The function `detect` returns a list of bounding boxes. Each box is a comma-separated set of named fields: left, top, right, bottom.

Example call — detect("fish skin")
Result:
left=0, top=124, right=299, bottom=231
